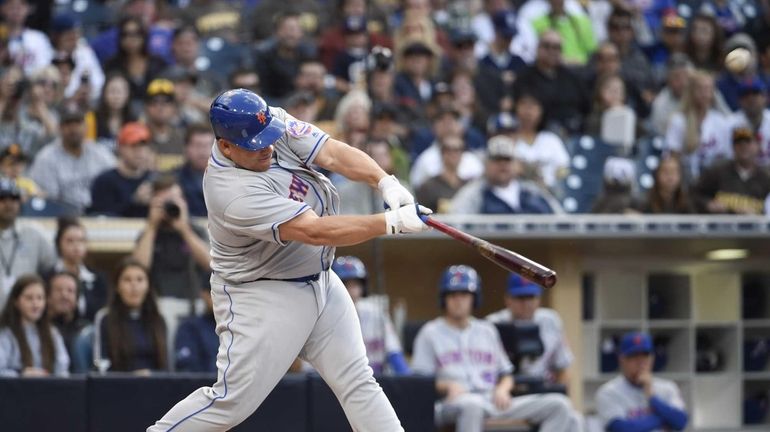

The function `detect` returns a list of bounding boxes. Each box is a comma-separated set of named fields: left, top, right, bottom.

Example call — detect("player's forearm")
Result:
left=315, top=139, right=387, bottom=188
left=297, top=214, right=387, bottom=246
left=496, top=375, right=514, bottom=394
left=555, top=367, right=570, bottom=386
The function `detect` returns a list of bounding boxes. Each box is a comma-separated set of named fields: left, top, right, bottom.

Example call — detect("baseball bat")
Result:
left=420, top=216, right=557, bottom=289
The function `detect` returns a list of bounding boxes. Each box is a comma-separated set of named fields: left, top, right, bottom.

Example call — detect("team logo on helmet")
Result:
left=256, top=111, right=267, bottom=125
left=287, top=119, right=312, bottom=137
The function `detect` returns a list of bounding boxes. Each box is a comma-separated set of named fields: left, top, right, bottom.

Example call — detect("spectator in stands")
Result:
left=596, top=331, right=688, bottom=432
left=174, top=284, right=217, bottom=373
left=178, top=0, right=244, bottom=42
left=228, top=68, right=260, bottom=95
left=695, top=126, right=770, bottom=214
left=513, top=31, right=590, bottom=136
left=95, top=73, right=138, bottom=147
left=451, top=70, right=490, bottom=139
left=318, top=0, right=391, bottom=70
left=486, top=274, right=574, bottom=386
left=730, top=77, right=770, bottom=166
left=94, top=258, right=168, bottom=373
left=49, top=13, right=104, bottom=103
left=586, top=41, right=649, bottom=120
left=532, top=0, right=597, bottom=65
left=412, top=264, right=581, bottom=431
left=293, top=58, right=340, bottom=122
left=29, top=104, right=117, bottom=213
left=510, top=93, right=569, bottom=192
left=132, top=175, right=210, bottom=340
left=331, top=15, right=370, bottom=90
left=166, top=25, right=220, bottom=99
left=0, top=178, right=55, bottom=308
left=717, top=33, right=768, bottom=111
left=0, top=144, right=40, bottom=198
left=638, top=155, right=695, bottom=213
left=332, top=256, right=410, bottom=375
left=394, top=38, right=440, bottom=124
left=605, top=8, right=655, bottom=108
left=247, top=0, right=327, bottom=41
left=104, top=17, right=168, bottom=112
left=20, top=66, right=61, bottom=152
left=0, top=274, right=69, bottom=376
left=586, top=74, right=637, bottom=148
left=0, top=66, right=53, bottom=155
left=592, top=157, right=639, bottom=213
left=450, top=135, right=562, bottom=214
left=416, top=135, right=467, bottom=214
left=684, top=13, right=725, bottom=73
left=165, top=68, right=207, bottom=128
left=645, top=11, right=687, bottom=85
left=1, top=0, right=53, bottom=76
left=46, top=271, right=87, bottom=371
left=409, top=108, right=484, bottom=189
left=176, top=123, right=212, bottom=218
left=52, top=217, right=108, bottom=322
left=254, top=11, right=317, bottom=103
left=664, top=70, right=733, bottom=180
left=651, top=55, right=693, bottom=136
left=332, top=89, right=371, bottom=152
left=89, top=122, right=155, bottom=217
left=144, top=78, right=184, bottom=155
left=480, top=10, right=526, bottom=75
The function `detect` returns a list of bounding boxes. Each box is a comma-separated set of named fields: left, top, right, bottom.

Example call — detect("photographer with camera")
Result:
left=132, top=174, right=210, bottom=356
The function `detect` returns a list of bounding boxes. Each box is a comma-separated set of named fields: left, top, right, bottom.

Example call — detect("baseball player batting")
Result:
left=148, top=89, right=432, bottom=431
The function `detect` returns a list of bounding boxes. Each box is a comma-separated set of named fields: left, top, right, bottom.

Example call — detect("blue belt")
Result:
left=259, top=273, right=320, bottom=283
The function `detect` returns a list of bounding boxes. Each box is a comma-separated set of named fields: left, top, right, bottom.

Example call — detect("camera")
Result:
left=163, top=200, right=181, bottom=219
left=366, top=46, right=393, bottom=72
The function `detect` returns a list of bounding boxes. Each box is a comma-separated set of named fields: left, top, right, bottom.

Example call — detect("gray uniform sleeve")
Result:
left=223, top=188, right=312, bottom=245
left=51, top=327, right=70, bottom=376
left=410, top=327, right=436, bottom=375
left=659, top=380, right=686, bottom=410
left=596, top=383, right=626, bottom=426
left=277, top=109, right=330, bottom=166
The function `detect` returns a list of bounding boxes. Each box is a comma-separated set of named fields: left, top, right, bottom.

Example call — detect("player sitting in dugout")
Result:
left=411, top=265, right=581, bottom=432
left=486, top=274, right=574, bottom=387
left=596, top=331, right=688, bottom=432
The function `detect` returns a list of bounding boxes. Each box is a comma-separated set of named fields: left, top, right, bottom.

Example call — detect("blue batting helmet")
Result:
left=333, top=256, right=368, bottom=296
left=439, top=265, right=481, bottom=308
left=209, top=88, right=286, bottom=151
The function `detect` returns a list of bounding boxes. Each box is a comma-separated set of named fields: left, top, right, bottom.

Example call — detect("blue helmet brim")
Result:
left=240, top=116, right=286, bottom=151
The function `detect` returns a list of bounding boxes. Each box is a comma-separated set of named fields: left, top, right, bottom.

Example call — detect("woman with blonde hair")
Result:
left=664, top=70, right=732, bottom=180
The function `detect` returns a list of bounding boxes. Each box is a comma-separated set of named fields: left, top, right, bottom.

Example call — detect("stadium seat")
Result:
left=560, top=136, right=617, bottom=213
left=634, top=135, right=664, bottom=195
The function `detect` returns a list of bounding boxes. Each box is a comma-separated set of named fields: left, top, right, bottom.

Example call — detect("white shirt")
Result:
left=409, top=143, right=484, bottom=189
left=731, top=108, right=770, bottom=167
left=64, top=39, right=106, bottom=101
left=491, top=180, right=521, bottom=210
left=512, top=131, right=569, bottom=189
left=8, top=29, right=54, bottom=76
left=664, top=109, right=732, bottom=179
left=485, top=308, right=574, bottom=382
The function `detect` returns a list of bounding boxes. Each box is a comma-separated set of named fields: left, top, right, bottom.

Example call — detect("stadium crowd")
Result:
left=0, top=0, right=768, bottom=429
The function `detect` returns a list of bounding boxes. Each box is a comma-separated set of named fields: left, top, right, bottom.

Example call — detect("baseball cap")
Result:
left=507, top=274, right=542, bottom=297
left=492, top=10, right=517, bottom=39
left=486, top=135, right=516, bottom=159
left=402, top=40, right=436, bottom=57
left=118, top=122, right=151, bottom=146
left=59, top=104, right=84, bottom=123
left=0, top=178, right=22, bottom=199
left=738, top=77, right=767, bottom=96
left=603, top=157, right=636, bottom=185
left=449, top=28, right=477, bottom=46
left=661, top=11, right=686, bottom=30
left=0, top=143, right=28, bottom=163
left=146, top=78, right=175, bottom=101
left=487, top=112, right=519, bottom=135
left=620, top=331, right=653, bottom=356
left=733, top=126, right=755, bottom=143
left=343, top=15, right=367, bottom=34
left=50, top=13, right=79, bottom=34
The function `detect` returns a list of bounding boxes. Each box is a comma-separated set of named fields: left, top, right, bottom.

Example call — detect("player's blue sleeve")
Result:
left=649, top=396, right=688, bottom=430
left=386, top=352, right=411, bottom=375
left=606, top=415, right=663, bottom=432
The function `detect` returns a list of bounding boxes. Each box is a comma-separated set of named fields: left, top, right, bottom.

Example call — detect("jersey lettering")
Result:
left=288, top=174, right=310, bottom=202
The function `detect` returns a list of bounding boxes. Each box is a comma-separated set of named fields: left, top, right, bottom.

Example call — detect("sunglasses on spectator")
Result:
left=34, top=79, right=59, bottom=87
left=541, top=42, right=562, bottom=51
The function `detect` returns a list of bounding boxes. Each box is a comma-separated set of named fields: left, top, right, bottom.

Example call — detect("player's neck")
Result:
left=444, top=315, right=471, bottom=329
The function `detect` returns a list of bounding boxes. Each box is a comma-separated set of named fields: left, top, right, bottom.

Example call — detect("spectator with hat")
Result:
left=595, top=331, right=688, bottom=432
left=0, top=143, right=40, bottom=198
left=730, top=77, right=770, bottom=166
left=480, top=10, right=527, bottom=75
left=450, top=135, right=562, bottom=214
left=531, top=0, right=597, bottom=65
left=318, top=0, right=392, bottom=70
left=592, top=156, right=639, bottom=213
left=695, top=126, right=770, bottom=214
left=49, top=13, right=104, bottom=102
left=331, top=15, right=371, bottom=89
left=717, top=33, right=770, bottom=111
left=0, top=178, right=55, bottom=309
left=486, top=274, right=575, bottom=387
left=644, top=11, right=687, bottom=85
left=89, top=122, right=156, bottom=217
left=393, top=37, right=440, bottom=123
left=143, top=78, right=184, bottom=155
left=28, top=104, right=116, bottom=213
left=1, top=0, right=53, bottom=76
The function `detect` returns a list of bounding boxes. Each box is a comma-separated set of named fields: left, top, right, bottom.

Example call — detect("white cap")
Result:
left=486, top=135, right=516, bottom=159
left=603, top=156, right=635, bottom=185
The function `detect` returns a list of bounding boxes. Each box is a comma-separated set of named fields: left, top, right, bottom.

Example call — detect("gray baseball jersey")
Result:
left=596, top=375, right=685, bottom=430
left=412, top=317, right=513, bottom=394
left=485, top=307, right=574, bottom=382
left=356, top=296, right=402, bottom=374
left=204, top=107, right=338, bottom=283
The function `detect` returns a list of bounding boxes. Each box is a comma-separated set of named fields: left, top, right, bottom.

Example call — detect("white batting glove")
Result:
left=385, top=204, right=433, bottom=235
left=378, top=175, right=415, bottom=210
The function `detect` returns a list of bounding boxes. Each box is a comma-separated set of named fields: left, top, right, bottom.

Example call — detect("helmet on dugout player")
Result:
left=209, top=88, right=286, bottom=151
left=333, top=256, right=368, bottom=296
left=439, top=265, right=481, bottom=308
